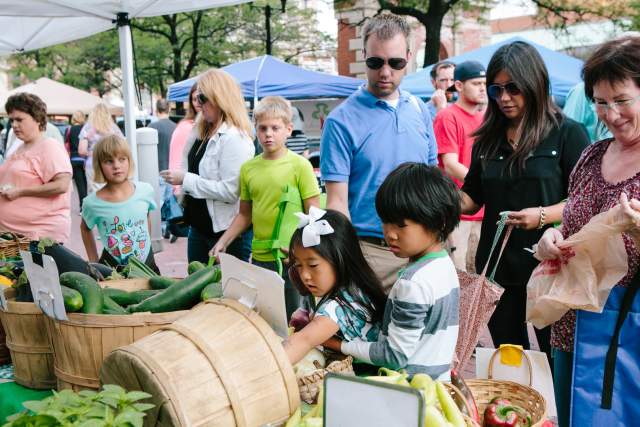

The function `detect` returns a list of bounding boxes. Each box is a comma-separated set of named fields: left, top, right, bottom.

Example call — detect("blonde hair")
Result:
left=253, top=96, right=292, bottom=126
left=88, top=102, right=115, bottom=135
left=92, top=134, right=135, bottom=183
left=71, top=110, right=85, bottom=125
left=195, top=69, right=253, bottom=140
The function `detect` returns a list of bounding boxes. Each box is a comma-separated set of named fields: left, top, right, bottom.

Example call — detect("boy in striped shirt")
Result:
left=339, top=163, right=460, bottom=380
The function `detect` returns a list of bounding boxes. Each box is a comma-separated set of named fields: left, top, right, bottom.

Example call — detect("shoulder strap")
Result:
left=409, top=95, right=423, bottom=115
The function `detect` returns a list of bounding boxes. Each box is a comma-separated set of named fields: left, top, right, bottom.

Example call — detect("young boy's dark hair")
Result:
left=375, top=163, right=461, bottom=242
left=288, top=209, right=387, bottom=324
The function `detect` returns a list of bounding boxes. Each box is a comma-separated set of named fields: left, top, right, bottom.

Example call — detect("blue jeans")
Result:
left=187, top=227, right=251, bottom=264
left=553, top=348, right=573, bottom=427
left=251, top=259, right=300, bottom=321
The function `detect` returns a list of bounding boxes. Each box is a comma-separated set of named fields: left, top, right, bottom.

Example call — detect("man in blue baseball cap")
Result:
left=434, top=60, right=487, bottom=272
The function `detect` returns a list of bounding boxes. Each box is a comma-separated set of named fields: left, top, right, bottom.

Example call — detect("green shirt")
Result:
left=240, top=150, right=320, bottom=261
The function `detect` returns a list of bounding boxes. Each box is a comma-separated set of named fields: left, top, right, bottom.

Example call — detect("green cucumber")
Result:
left=102, top=288, right=135, bottom=306
left=129, top=289, right=162, bottom=303
left=129, top=267, right=218, bottom=313
left=148, top=276, right=177, bottom=290
left=102, top=295, right=128, bottom=315
left=187, top=261, right=206, bottom=275
left=59, top=272, right=103, bottom=314
left=61, top=285, right=83, bottom=312
left=200, top=282, right=223, bottom=301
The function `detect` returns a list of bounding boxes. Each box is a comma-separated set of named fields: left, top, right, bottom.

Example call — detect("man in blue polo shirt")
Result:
left=320, top=13, right=437, bottom=290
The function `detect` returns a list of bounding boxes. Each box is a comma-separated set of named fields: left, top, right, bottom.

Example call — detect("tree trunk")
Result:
left=422, top=14, right=445, bottom=67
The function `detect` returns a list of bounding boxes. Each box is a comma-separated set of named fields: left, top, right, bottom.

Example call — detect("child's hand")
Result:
left=322, top=336, right=343, bottom=353
left=160, top=169, right=185, bottom=185
left=209, top=241, right=226, bottom=260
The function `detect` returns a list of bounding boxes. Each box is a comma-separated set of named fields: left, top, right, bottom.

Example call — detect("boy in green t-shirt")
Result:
left=212, top=96, right=320, bottom=317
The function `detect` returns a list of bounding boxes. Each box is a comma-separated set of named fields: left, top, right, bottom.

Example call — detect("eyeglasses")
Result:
left=593, top=95, right=640, bottom=114
left=487, top=82, right=521, bottom=100
left=196, top=92, right=208, bottom=105
left=365, top=56, right=408, bottom=70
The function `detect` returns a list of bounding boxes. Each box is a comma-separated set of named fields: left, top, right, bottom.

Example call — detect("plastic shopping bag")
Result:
left=526, top=207, right=628, bottom=329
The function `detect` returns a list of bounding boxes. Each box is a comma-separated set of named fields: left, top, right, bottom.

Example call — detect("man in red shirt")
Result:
left=434, top=60, right=487, bottom=272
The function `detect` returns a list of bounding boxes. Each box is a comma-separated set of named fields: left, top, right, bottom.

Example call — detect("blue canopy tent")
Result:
left=167, top=55, right=364, bottom=101
left=401, top=36, right=583, bottom=105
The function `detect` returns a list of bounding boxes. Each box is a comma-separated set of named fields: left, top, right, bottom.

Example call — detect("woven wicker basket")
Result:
left=297, top=355, right=354, bottom=404
left=0, top=233, right=30, bottom=259
left=447, top=379, right=547, bottom=427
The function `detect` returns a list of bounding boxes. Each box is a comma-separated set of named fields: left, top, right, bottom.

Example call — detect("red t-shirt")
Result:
left=435, top=103, right=484, bottom=221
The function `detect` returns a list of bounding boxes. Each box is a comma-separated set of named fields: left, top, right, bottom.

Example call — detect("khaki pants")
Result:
left=447, top=220, right=481, bottom=273
left=359, top=240, right=408, bottom=293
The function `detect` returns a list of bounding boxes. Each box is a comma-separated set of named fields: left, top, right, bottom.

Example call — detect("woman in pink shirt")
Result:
left=168, top=83, right=201, bottom=179
left=0, top=93, right=72, bottom=243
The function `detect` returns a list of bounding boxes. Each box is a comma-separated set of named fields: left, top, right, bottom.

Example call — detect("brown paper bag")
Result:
left=526, top=207, right=629, bottom=329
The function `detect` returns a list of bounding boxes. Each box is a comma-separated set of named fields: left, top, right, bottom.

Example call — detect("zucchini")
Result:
left=187, top=261, right=206, bottom=275
left=148, top=276, right=177, bottom=290
left=102, top=295, right=128, bottom=315
left=59, top=272, right=103, bottom=314
left=61, top=285, right=83, bottom=312
left=201, top=282, right=223, bottom=301
left=129, top=267, right=218, bottom=313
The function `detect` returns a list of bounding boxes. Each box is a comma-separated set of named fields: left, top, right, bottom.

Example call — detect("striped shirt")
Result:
left=341, top=251, right=459, bottom=380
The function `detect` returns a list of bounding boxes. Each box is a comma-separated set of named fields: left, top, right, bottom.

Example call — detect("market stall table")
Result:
left=0, top=373, right=53, bottom=423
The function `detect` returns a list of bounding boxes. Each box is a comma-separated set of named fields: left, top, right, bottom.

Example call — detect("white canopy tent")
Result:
left=0, top=77, right=122, bottom=116
left=0, top=0, right=250, bottom=175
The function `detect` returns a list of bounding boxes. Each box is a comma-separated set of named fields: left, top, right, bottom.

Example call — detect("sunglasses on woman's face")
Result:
left=487, top=82, right=521, bottom=100
left=365, top=56, right=408, bottom=70
left=196, top=92, right=208, bottom=105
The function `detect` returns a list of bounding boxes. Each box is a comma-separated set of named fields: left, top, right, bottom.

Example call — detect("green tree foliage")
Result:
left=8, top=4, right=334, bottom=97
left=336, top=0, right=491, bottom=68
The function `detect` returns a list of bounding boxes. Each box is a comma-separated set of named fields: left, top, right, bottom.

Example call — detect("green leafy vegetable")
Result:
left=3, top=385, right=153, bottom=427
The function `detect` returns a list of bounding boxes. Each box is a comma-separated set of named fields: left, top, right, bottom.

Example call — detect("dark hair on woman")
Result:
left=288, top=209, right=387, bottom=325
left=186, top=82, right=199, bottom=121
left=5, top=93, right=48, bottom=131
left=473, top=41, right=562, bottom=172
left=376, top=163, right=461, bottom=242
left=583, top=35, right=640, bottom=101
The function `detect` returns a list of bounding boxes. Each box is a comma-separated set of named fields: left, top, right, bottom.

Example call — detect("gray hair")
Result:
left=362, top=13, right=411, bottom=50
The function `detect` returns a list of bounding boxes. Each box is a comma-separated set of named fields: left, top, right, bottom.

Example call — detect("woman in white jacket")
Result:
left=161, top=69, right=254, bottom=263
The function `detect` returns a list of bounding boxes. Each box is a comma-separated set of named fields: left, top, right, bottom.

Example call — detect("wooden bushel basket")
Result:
left=45, top=279, right=188, bottom=391
left=0, top=322, right=10, bottom=365
left=100, top=299, right=300, bottom=427
left=0, top=288, right=55, bottom=389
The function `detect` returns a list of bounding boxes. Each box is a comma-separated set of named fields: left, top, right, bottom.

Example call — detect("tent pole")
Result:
left=116, top=12, right=139, bottom=180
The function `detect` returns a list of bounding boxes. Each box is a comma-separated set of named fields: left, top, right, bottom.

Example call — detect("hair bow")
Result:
left=295, top=206, right=334, bottom=247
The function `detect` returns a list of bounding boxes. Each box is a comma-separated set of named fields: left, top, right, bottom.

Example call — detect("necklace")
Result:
left=508, top=138, right=518, bottom=149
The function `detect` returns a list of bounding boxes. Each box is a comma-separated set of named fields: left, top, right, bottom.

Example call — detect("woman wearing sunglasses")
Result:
left=459, top=42, right=590, bottom=363
left=160, top=69, right=255, bottom=263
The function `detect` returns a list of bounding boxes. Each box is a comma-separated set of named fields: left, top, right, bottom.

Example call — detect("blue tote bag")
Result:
left=571, top=272, right=640, bottom=426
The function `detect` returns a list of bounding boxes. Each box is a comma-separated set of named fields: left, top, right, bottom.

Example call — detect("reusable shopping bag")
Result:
left=252, top=184, right=303, bottom=274
left=526, top=207, right=628, bottom=329
left=571, top=272, right=640, bottom=426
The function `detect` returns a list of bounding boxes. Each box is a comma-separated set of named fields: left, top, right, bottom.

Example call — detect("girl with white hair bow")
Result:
left=283, top=207, right=387, bottom=366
